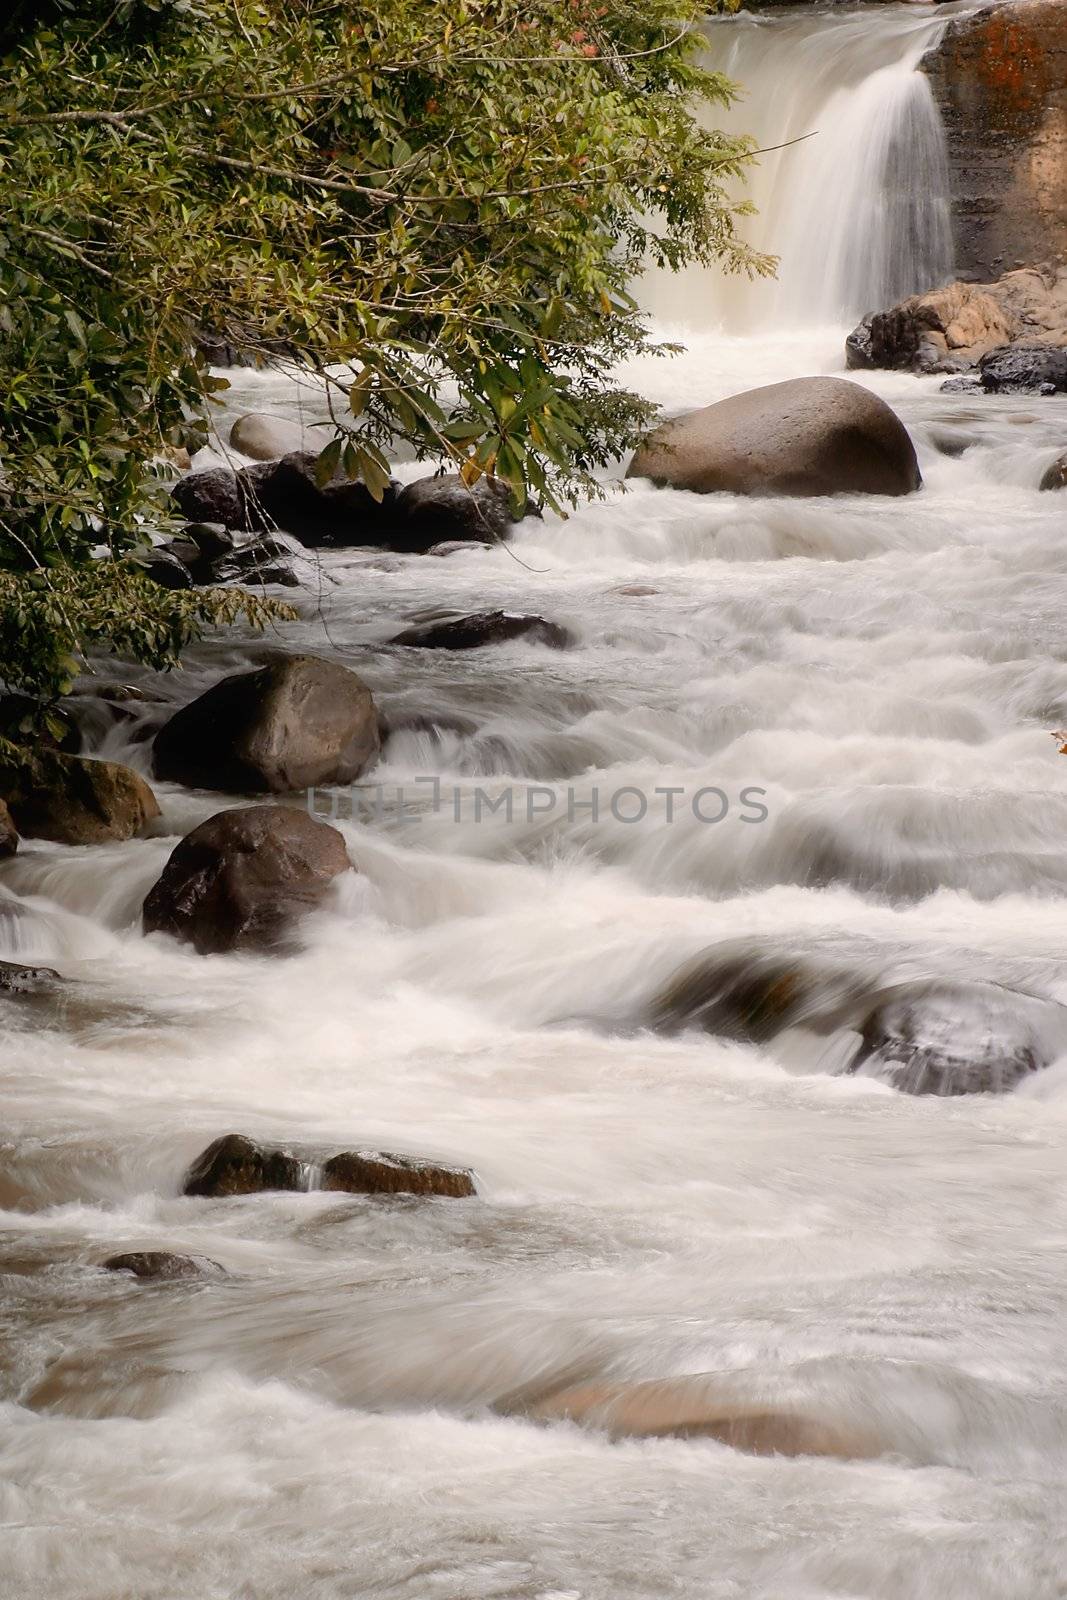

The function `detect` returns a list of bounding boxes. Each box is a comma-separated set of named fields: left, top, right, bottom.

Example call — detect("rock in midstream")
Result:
left=183, top=1132, right=476, bottom=1199
left=103, top=1252, right=226, bottom=1281
left=152, top=652, right=380, bottom=794
left=648, top=943, right=1067, bottom=1095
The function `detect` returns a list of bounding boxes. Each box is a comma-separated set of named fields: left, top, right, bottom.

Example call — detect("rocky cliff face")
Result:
left=921, top=0, right=1067, bottom=281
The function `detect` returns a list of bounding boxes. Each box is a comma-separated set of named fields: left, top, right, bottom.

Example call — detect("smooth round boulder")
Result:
left=230, top=412, right=309, bottom=462
left=627, top=377, right=921, bottom=498
left=0, top=750, right=160, bottom=845
left=142, top=804, right=351, bottom=954
left=152, top=653, right=380, bottom=794
left=392, top=473, right=514, bottom=551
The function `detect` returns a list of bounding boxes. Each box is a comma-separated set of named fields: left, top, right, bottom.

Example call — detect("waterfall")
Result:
left=644, top=5, right=956, bottom=331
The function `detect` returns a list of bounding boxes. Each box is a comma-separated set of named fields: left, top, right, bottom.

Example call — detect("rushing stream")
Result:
left=3, top=8, right=1067, bottom=1600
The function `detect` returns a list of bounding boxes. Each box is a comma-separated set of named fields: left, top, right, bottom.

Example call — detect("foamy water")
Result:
left=2, top=314, right=1066, bottom=1599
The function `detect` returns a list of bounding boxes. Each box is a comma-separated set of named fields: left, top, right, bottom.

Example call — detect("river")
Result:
left=2, top=7, right=1066, bottom=1599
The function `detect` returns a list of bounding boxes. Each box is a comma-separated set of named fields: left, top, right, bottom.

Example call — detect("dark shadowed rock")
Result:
left=978, top=344, right=1067, bottom=395
left=847, top=979, right=1066, bottom=1096
left=183, top=1133, right=304, bottom=1196
left=237, top=451, right=400, bottom=548
left=391, top=610, right=574, bottom=651
left=172, top=466, right=245, bottom=529
left=0, top=750, right=160, bottom=845
left=1040, top=452, right=1067, bottom=491
left=392, top=473, right=514, bottom=551
left=939, top=375, right=984, bottom=395
left=182, top=522, right=236, bottom=563
left=103, top=1251, right=226, bottom=1280
left=627, top=377, right=921, bottom=498
left=134, top=545, right=195, bottom=590
left=153, top=654, right=380, bottom=794
left=0, top=959, right=62, bottom=995
left=322, top=1149, right=476, bottom=1198
left=844, top=319, right=875, bottom=370
left=143, top=805, right=351, bottom=954
left=0, top=800, right=17, bottom=858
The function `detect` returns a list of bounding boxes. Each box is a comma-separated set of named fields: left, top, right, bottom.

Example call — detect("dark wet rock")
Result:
left=103, top=1251, right=225, bottom=1280
left=183, top=1133, right=304, bottom=1197
left=183, top=1132, right=475, bottom=1199
left=0, top=959, right=62, bottom=994
left=172, top=466, right=245, bottom=529
left=391, top=610, right=574, bottom=651
left=181, top=522, right=236, bottom=563
left=1040, top=452, right=1067, bottom=491
left=235, top=451, right=400, bottom=548
left=153, top=653, right=380, bottom=794
left=978, top=343, right=1067, bottom=395
left=143, top=804, right=351, bottom=955
left=0, top=799, right=18, bottom=858
left=939, top=375, right=984, bottom=395
left=134, top=545, right=195, bottom=590
left=322, top=1149, right=476, bottom=1199
left=627, top=377, right=921, bottom=498
left=847, top=979, right=1066, bottom=1096
left=214, top=530, right=316, bottom=589
left=0, top=750, right=160, bottom=845
left=230, top=412, right=308, bottom=461
left=392, top=473, right=514, bottom=552
left=844, top=318, right=875, bottom=370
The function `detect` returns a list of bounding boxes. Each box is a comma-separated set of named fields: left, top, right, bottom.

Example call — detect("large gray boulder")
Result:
left=143, top=805, right=351, bottom=954
left=627, top=377, right=921, bottom=498
left=153, top=653, right=380, bottom=794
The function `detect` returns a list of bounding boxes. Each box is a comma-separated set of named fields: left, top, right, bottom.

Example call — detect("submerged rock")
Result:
left=322, top=1149, right=476, bottom=1199
left=526, top=1375, right=881, bottom=1460
left=0, top=750, right=160, bottom=845
left=649, top=944, right=1067, bottom=1096
left=153, top=653, right=380, bottom=794
left=0, top=800, right=17, bottom=858
left=1040, top=452, right=1067, bottom=491
left=847, top=979, right=1066, bottom=1096
left=103, top=1251, right=225, bottom=1280
left=184, top=1132, right=476, bottom=1199
left=143, top=805, right=351, bottom=955
left=626, top=377, right=921, bottom=498
left=391, top=610, right=574, bottom=651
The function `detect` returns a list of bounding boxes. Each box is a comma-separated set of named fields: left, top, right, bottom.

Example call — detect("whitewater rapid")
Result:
left=1, top=318, right=1066, bottom=1598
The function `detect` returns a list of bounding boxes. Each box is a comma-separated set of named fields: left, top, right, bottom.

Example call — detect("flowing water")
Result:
left=3, top=9, right=1067, bottom=1600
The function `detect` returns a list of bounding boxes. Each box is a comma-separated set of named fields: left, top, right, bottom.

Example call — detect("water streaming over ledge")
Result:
left=644, top=3, right=956, bottom=329
left=3, top=7, right=1067, bottom=1598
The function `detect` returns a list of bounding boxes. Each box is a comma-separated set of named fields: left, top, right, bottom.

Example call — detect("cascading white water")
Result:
left=4, top=8, right=1067, bottom=1598
left=644, top=5, right=956, bottom=330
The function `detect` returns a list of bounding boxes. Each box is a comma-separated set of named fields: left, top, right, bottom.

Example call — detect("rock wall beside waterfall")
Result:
left=921, top=0, right=1067, bottom=281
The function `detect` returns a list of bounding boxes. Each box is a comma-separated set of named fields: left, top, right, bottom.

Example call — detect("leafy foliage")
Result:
left=0, top=0, right=766, bottom=702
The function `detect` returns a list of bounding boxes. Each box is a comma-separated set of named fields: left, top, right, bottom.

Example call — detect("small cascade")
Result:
left=643, top=5, right=957, bottom=330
